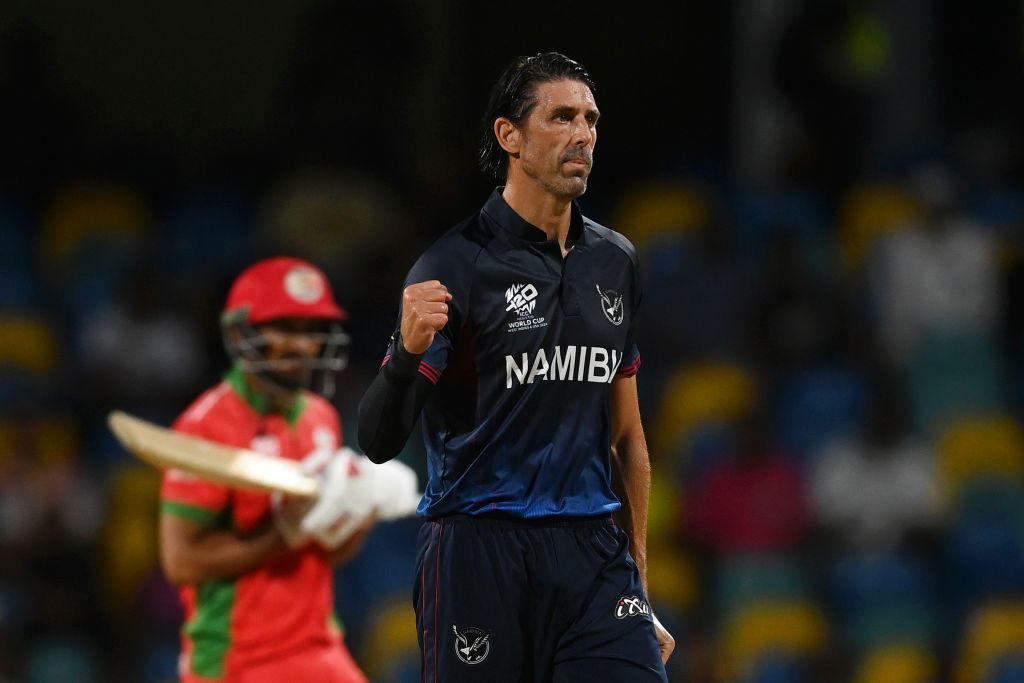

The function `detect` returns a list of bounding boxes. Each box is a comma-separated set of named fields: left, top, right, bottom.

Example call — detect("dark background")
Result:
left=2, top=1, right=1024, bottom=681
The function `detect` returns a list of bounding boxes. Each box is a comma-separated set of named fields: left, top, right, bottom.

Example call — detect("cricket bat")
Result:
left=107, top=410, right=320, bottom=498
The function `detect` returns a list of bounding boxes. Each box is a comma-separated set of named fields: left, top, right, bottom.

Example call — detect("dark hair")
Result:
left=478, top=52, right=596, bottom=181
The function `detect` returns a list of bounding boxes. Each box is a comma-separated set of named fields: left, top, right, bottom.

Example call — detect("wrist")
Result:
left=386, top=334, right=425, bottom=379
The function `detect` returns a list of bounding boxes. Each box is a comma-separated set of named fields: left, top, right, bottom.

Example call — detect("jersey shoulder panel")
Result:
left=584, top=218, right=640, bottom=268
left=299, top=392, right=343, bottom=443
left=173, top=381, right=256, bottom=448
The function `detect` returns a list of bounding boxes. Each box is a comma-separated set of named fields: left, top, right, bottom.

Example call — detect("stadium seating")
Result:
left=853, top=643, right=938, bottom=683
left=358, top=595, right=420, bottom=683
left=774, top=363, right=868, bottom=461
left=945, top=490, right=1024, bottom=614
left=39, top=182, right=151, bottom=275
left=908, top=331, right=1005, bottom=436
left=97, top=464, right=163, bottom=620
left=715, top=553, right=811, bottom=623
left=955, top=601, right=1024, bottom=683
left=651, top=360, right=759, bottom=471
left=837, top=182, right=922, bottom=271
left=610, top=179, right=713, bottom=249
left=158, top=190, right=253, bottom=280
left=937, top=414, right=1024, bottom=511
left=716, top=600, right=829, bottom=681
left=730, top=188, right=833, bottom=274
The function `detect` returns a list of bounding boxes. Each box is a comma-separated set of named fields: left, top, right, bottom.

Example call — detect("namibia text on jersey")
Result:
left=505, top=346, right=623, bottom=388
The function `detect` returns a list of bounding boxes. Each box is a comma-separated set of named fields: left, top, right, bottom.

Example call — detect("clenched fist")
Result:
left=401, top=280, right=452, bottom=354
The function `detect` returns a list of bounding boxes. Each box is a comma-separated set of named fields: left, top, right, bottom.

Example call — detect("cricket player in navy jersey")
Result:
left=358, top=52, right=674, bottom=681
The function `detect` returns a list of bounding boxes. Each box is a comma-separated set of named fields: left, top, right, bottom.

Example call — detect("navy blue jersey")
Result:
left=383, top=189, right=643, bottom=518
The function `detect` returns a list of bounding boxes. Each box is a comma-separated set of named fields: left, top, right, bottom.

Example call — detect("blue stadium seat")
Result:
left=731, top=188, right=832, bottom=274
left=967, top=187, right=1024, bottom=236
left=828, top=552, right=934, bottom=624
left=0, top=266, right=43, bottom=311
left=774, top=364, right=868, bottom=461
left=945, top=502, right=1024, bottom=615
left=0, top=196, right=33, bottom=268
left=992, top=652, right=1024, bottom=683
left=750, top=652, right=809, bottom=683
left=158, top=191, right=254, bottom=280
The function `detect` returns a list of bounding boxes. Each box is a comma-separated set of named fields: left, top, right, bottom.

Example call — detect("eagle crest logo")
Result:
left=596, top=285, right=624, bottom=326
left=452, top=624, right=491, bottom=665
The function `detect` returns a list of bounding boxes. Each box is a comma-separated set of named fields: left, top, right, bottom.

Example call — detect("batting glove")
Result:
left=300, top=447, right=375, bottom=550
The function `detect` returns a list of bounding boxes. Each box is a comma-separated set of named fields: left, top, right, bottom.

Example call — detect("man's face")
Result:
left=516, top=78, right=599, bottom=199
left=256, top=317, right=325, bottom=391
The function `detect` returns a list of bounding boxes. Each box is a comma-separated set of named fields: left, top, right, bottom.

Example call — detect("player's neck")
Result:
left=244, top=371, right=301, bottom=416
left=502, top=180, right=574, bottom=252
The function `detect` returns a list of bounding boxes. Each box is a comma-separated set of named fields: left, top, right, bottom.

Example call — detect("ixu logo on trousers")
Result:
left=615, top=595, right=650, bottom=619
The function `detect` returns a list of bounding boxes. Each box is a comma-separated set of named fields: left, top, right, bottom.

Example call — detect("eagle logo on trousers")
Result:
left=452, top=624, right=491, bottom=665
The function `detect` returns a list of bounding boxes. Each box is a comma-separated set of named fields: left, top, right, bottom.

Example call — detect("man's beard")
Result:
left=541, top=174, right=588, bottom=199
left=523, top=153, right=592, bottom=199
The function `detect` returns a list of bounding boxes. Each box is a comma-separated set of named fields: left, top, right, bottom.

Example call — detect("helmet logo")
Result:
left=284, top=266, right=325, bottom=304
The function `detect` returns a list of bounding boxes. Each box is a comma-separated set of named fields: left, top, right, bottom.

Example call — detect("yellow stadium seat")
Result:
left=0, top=419, right=20, bottom=466
left=647, top=467, right=682, bottom=542
left=651, top=361, right=758, bottom=460
left=98, top=464, right=162, bottom=618
left=645, top=468, right=699, bottom=610
left=359, top=595, right=420, bottom=682
left=40, top=182, right=151, bottom=268
left=31, top=415, right=81, bottom=465
left=855, top=643, right=938, bottom=683
left=611, top=180, right=712, bottom=249
left=938, top=414, right=1024, bottom=511
left=838, top=183, right=922, bottom=270
left=717, top=600, right=829, bottom=681
left=955, top=600, right=1024, bottom=683
left=0, top=316, right=59, bottom=374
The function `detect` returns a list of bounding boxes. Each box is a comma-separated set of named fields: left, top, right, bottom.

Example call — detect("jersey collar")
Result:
left=482, top=188, right=586, bottom=249
left=224, top=362, right=307, bottom=425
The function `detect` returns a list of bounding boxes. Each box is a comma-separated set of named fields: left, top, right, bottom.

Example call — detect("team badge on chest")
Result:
left=596, top=284, right=624, bottom=325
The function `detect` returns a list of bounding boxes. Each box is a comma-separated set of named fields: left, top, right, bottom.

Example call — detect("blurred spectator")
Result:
left=809, top=374, right=940, bottom=554
left=75, top=260, right=207, bottom=415
left=0, top=413, right=105, bottom=681
left=748, top=230, right=855, bottom=375
left=866, top=162, right=1001, bottom=366
left=686, top=410, right=810, bottom=555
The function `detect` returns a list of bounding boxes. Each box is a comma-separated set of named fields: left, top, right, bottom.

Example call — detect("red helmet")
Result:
left=223, top=256, right=348, bottom=324
left=221, top=257, right=350, bottom=398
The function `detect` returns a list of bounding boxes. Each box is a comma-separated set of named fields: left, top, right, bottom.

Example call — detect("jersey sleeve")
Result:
left=617, top=243, right=643, bottom=378
left=160, top=408, right=232, bottom=527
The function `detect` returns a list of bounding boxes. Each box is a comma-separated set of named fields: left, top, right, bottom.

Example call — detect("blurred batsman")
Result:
left=158, top=256, right=419, bottom=683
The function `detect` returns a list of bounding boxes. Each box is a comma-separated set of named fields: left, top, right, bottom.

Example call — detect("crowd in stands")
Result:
left=1, top=152, right=1023, bottom=682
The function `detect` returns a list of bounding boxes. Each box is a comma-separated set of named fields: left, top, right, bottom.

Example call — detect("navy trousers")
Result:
left=413, top=514, right=668, bottom=682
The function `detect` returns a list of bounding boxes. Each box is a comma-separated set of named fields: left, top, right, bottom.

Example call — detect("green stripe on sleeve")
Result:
left=185, top=579, right=237, bottom=678
left=161, top=501, right=220, bottom=526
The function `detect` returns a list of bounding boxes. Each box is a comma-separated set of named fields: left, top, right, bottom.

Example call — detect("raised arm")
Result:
left=358, top=280, right=451, bottom=463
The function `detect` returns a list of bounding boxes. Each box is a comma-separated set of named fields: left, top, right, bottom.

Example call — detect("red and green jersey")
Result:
left=161, top=365, right=347, bottom=681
